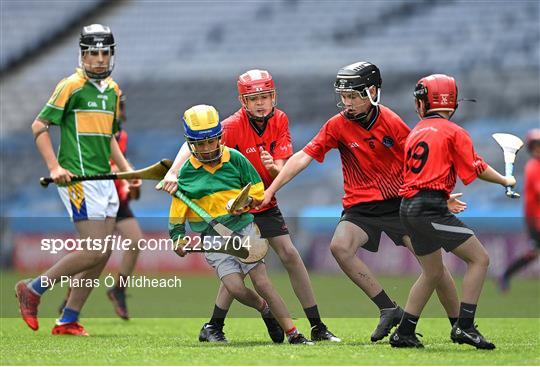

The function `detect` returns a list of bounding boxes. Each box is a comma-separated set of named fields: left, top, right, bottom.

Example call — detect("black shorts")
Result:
left=528, top=224, right=540, bottom=249
left=116, top=201, right=134, bottom=222
left=339, top=198, right=407, bottom=252
left=253, top=206, right=289, bottom=239
left=400, top=190, right=474, bottom=256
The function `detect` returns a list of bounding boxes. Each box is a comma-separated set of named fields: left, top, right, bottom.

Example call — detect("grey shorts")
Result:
left=204, top=222, right=264, bottom=279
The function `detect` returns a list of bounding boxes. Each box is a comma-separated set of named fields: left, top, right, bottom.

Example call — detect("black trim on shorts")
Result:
left=400, top=190, right=474, bottom=256
left=339, top=198, right=408, bottom=252
left=116, top=201, right=134, bottom=222
left=252, top=206, right=289, bottom=238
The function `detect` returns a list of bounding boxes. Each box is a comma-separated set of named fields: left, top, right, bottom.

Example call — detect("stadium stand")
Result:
left=1, top=0, right=538, bottom=219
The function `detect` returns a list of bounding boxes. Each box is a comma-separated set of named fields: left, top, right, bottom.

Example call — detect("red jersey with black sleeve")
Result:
left=399, top=116, right=488, bottom=199
left=112, top=129, right=130, bottom=203
left=303, top=105, right=411, bottom=208
left=524, top=157, right=540, bottom=230
left=221, top=108, right=293, bottom=213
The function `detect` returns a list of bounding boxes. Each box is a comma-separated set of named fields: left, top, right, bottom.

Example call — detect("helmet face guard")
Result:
left=185, top=135, right=224, bottom=163
left=183, top=105, right=224, bottom=163
left=79, top=24, right=116, bottom=80
left=334, top=62, right=381, bottom=123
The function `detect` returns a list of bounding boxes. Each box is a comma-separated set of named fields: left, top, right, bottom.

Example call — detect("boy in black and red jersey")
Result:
left=389, top=74, right=515, bottom=349
left=499, top=129, right=540, bottom=291
left=260, top=62, right=463, bottom=342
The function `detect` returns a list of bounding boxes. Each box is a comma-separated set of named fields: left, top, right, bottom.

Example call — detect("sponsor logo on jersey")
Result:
left=349, top=142, right=360, bottom=148
left=246, top=147, right=257, bottom=154
left=382, top=136, right=394, bottom=148
left=88, top=101, right=98, bottom=108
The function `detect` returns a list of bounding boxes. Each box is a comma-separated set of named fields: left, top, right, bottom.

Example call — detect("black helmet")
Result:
left=334, top=61, right=381, bottom=125
left=79, top=24, right=116, bottom=79
left=334, top=61, right=381, bottom=93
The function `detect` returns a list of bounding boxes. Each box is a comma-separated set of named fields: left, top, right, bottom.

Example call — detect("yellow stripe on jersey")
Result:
left=47, top=71, right=86, bottom=110
left=76, top=111, right=114, bottom=135
left=169, top=197, right=188, bottom=225
left=169, top=185, right=264, bottom=224
left=67, top=182, right=85, bottom=211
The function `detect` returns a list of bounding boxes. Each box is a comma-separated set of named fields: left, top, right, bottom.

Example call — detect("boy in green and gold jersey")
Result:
left=169, top=104, right=313, bottom=345
left=15, top=24, right=140, bottom=336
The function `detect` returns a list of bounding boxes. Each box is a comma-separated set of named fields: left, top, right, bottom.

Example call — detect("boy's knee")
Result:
left=330, top=240, right=353, bottom=260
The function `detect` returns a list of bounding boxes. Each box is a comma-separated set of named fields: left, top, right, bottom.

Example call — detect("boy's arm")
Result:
left=478, top=165, right=516, bottom=187
left=256, top=150, right=313, bottom=209
left=32, top=118, right=74, bottom=185
left=158, top=142, right=190, bottom=193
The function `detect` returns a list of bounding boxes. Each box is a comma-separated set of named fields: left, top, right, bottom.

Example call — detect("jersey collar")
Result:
left=189, top=146, right=231, bottom=174
left=76, top=68, right=110, bottom=93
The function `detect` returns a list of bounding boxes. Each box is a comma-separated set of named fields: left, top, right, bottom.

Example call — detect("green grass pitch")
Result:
left=1, top=271, right=539, bottom=365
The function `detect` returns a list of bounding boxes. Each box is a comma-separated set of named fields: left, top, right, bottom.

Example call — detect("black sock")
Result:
left=209, top=305, right=228, bottom=328
left=303, top=305, right=321, bottom=327
left=449, top=317, right=458, bottom=327
left=371, top=290, right=395, bottom=310
left=504, top=251, right=538, bottom=279
left=396, top=312, right=419, bottom=335
left=458, top=302, right=477, bottom=329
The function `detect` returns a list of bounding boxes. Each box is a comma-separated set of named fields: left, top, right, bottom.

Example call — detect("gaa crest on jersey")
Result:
left=382, top=136, right=394, bottom=148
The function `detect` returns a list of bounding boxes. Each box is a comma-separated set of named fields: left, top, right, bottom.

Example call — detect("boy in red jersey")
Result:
left=160, top=70, right=339, bottom=343
left=499, top=128, right=540, bottom=291
left=259, top=62, right=462, bottom=342
left=389, top=74, right=515, bottom=349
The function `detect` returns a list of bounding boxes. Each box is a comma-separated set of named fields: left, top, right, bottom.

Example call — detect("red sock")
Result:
left=286, top=326, right=298, bottom=338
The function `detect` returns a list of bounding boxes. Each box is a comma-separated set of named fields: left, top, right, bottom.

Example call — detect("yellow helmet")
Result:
left=183, top=104, right=223, bottom=163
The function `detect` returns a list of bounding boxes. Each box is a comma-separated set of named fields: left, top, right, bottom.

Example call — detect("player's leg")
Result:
left=499, top=228, right=540, bottom=292
left=248, top=263, right=313, bottom=345
left=329, top=220, right=402, bottom=341
left=106, top=216, right=143, bottom=320
left=403, top=235, right=459, bottom=327
left=390, top=249, right=444, bottom=348
left=53, top=217, right=116, bottom=335
left=267, top=234, right=340, bottom=341
left=254, top=207, right=339, bottom=341
left=199, top=282, right=234, bottom=341
left=449, top=236, right=495, bottom=349
left=16, top=218, right=114, bottom=331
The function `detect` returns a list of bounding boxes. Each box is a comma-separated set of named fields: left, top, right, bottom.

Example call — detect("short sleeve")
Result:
left=302, top=121, right=338, bottom=163
left=37, top=78, right=71, bottom=125
left=451, top=128, right=488, bottom=185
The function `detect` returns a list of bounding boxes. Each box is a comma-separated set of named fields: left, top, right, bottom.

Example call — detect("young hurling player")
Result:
left=168, top=104, right=313, bottom=345
left=58, top=91, right=144, bottom=320
left=389, top=74, right=515, bottom=349
left=499, top=129, right=540, bottom=291
left=17, top=24, right=140, bottom=336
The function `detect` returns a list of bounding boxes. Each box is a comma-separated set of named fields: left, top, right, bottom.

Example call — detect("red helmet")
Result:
left=237, top=69, right=275, bottom=97
left=527, top=128, right=540, bottom=152
left=414, top=74, right=458, bottom=113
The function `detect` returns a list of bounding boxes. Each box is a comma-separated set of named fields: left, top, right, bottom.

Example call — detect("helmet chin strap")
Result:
left=247, top=107, right=275, bottom=124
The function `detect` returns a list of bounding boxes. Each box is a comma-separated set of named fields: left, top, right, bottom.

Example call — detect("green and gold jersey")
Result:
left=169, top=146, right=265, bottom=240
left=37, top=68, right=121, bottom=175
